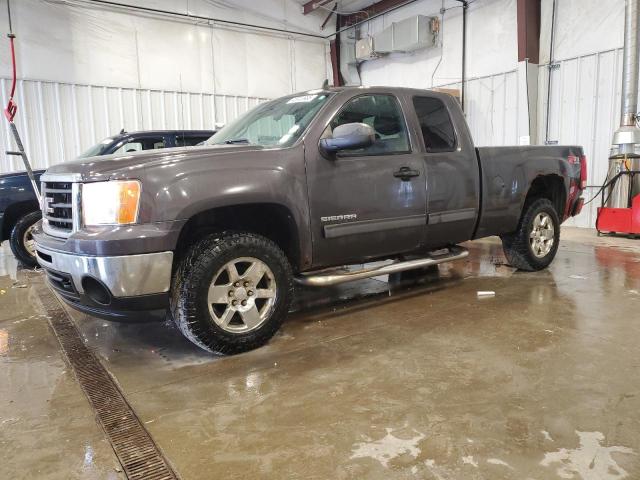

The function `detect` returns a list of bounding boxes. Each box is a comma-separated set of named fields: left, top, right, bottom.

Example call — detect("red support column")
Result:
left=517, top=0, right=541, bottom=63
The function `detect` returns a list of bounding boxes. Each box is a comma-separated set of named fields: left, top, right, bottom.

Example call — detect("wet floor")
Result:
left=1, top=228, right=639, bottom=479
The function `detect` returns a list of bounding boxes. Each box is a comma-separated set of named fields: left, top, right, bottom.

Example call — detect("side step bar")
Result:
left=295, top=245, right=469, bottom=287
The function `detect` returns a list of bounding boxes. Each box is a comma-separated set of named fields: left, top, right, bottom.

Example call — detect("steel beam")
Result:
left=341, top=0, right=413, bottom=27
left=302, top=0, right=334, bottom=15
left=517, top=0, right=541, bottom=64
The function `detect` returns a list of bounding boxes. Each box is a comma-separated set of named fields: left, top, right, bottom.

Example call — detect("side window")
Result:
left=176, top=135, right=211, bottom=147
left=116, top=141, right=142, bottom=153
left=329, top=94, right=410, bottom=155
left=113, top=137, right=166, bottom=154
left=412, top=97, right=456, bottom=152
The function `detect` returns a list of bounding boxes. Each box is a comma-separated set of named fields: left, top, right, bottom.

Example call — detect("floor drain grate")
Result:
left=37, top=285, right=179, bottom=480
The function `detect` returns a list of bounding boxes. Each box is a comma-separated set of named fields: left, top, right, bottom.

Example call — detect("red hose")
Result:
left=4, top=35, right=17, bottom=122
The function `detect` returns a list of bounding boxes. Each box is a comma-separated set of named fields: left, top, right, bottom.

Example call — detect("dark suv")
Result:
left=1, top=129, right=214, bottom=267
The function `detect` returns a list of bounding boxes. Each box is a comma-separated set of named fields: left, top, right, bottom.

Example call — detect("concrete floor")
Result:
left=1, top=227, right=639, bottom=479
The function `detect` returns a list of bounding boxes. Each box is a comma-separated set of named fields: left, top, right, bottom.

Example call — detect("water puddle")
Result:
left=541, top=431, right=635, bottom=479
left=350, top=427, right=425, bottom=468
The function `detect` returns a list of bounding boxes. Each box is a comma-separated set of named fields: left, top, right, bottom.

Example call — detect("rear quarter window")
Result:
left=412, top=96, right=457, bottom=152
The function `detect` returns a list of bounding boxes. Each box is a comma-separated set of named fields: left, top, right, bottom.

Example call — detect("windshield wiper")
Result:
left=224, top=138, right=250, bottom=144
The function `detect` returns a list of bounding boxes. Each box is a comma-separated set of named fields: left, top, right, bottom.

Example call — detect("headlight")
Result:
left=82, top=180, right=141, bottom=226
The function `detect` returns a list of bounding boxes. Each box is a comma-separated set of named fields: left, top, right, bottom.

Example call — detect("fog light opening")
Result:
left=36, top=250, right=52, bottom=263
left=81, top=276, right=112, bottom=305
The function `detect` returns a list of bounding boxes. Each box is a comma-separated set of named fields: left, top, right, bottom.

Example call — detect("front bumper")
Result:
left=34, top=242, right=173, bottom=322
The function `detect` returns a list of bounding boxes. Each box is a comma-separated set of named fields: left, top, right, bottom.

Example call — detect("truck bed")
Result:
left=474, top=145, right=585, bottom=239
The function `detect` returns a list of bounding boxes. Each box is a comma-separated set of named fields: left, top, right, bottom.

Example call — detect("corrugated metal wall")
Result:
left=3, top=70, right=521, bottom=174
left=539, top=48, right=631, bottom=228
left=0, top=78, right=269, bottom=174
left=437, top=47, right=632, bottom=229
left=436, top=70, right=520, bottom=147
left=2, top=51, right=630, bottom=230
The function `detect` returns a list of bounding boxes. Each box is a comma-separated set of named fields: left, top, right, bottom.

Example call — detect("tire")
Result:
left=501, top=198, right=560, bottom=272
left=9, top=210, right=42, bottom=269
left=170, top=232, right=294, bottom=355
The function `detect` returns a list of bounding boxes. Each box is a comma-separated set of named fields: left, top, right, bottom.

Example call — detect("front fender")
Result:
left=136, top=144, right=312, bottom=267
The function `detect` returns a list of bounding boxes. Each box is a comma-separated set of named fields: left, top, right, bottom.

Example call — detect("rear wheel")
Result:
left=170, top=232, right=293, bottom=354
left=9, top=211, right=41, bottom=268
left=501, top=198, right=560, bottom=271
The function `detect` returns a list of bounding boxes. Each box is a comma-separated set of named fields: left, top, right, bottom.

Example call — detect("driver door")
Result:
left=306, top=93, right=427, bottom=268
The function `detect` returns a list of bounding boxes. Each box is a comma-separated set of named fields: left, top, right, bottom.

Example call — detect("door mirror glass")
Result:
left=319, top=122, right=375, bottom=154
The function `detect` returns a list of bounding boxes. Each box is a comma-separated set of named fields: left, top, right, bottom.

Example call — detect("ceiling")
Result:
left=291, top=0, right=378, bottom=15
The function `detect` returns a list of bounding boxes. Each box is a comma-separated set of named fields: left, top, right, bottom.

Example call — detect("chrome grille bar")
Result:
left=41, top=174, right=81, bottom=239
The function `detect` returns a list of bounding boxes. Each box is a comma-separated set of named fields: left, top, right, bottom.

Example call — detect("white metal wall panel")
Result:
left=358, top=0, right=517, bottom=87
left=354, top=0, right=628, bottom=229
left=436, top=70, right=519, bottom=147
left=0, top=0, right=330, bottom=96
left=539, top=48, right=635, bottom=228
left=0, top=78, right=269, bottom=174
left=0, top=0, right=331, bottom=174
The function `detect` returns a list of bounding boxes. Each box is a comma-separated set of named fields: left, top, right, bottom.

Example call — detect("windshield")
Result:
left=207, top=93, right=331, bottom=148
left=78, top=136, right=117, bottom=158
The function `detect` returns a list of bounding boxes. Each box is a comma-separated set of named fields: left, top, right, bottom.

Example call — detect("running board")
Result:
left=295, top=246, right=469, bottom=287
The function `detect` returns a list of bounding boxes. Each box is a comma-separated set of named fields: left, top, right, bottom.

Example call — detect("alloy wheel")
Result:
left=23, top=223, right=37, bottom=258
left=207, top=257, right=277, bottom=333
left=530, top=212, right=555, bottom=258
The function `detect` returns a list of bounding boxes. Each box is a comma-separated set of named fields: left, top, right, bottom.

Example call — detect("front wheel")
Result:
left=9, top=210, right=42, bottom=268
left=501, top=198, right=560, bottom=271
left=170, top=232, right=293, bottom=354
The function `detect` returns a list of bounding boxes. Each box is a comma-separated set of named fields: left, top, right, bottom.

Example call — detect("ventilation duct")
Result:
left=374, top=15, right=437, bottom=54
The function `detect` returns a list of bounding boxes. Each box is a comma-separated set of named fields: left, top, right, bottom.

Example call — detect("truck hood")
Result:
left=0, top=169, right=46, bottom=179
left=42, top=144, right=266, bottom=181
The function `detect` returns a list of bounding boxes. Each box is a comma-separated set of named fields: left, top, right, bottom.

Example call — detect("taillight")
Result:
left=579, top=154, right=587, bottom=189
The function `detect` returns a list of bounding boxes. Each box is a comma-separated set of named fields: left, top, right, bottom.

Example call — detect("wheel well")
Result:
left=174, top=203, right=301, bottom=269
left=2, top=201, right=40, bottom=241
left=524, top=175, right=566, bottom=218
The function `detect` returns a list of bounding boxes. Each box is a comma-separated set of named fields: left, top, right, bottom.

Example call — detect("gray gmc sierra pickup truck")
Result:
left=33, top=86, right=587, bottom=354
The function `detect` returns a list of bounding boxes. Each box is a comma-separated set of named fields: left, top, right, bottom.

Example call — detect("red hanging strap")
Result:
left=4, top=34, right=17, bottom=122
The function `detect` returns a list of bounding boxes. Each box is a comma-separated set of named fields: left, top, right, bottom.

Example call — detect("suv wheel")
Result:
left=9, top=211, right=42, bottom=269
left=501, top=198, right=560, bottom=271
left=170, top=232, right=293, bottom=354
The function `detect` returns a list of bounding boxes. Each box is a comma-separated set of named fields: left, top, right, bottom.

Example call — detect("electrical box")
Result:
left=343, top=38, right=358, bottom=65
left=355, top=36, right=378, bottom=61
left=374, top=15, right=436, bottom=53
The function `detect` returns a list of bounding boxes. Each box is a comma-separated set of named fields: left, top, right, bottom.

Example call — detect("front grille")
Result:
left=42, top=181, right=74, bottom=235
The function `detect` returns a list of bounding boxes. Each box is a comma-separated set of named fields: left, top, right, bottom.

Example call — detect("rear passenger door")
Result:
left=412, top=95, right=479, bottom=246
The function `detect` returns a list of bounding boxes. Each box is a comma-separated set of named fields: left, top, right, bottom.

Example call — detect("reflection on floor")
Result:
left=1, top=227, right=639, bottom=479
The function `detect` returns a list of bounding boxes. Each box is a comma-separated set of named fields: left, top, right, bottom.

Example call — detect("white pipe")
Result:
left=620, top=0, right=640, bottom=127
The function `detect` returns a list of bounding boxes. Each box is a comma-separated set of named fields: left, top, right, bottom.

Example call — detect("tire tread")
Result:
left=501, top=198, right=560, bottom=272
left=9, top=210, right=42, bottom=268
left=170, top=231, right=293, bottom=355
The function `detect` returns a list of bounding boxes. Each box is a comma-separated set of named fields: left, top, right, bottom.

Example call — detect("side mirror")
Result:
left=319, top=122, right=374, bottom=156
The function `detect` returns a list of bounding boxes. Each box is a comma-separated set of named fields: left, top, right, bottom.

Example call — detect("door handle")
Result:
left=393, top=167, right=420, bottom=181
